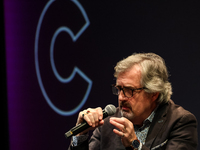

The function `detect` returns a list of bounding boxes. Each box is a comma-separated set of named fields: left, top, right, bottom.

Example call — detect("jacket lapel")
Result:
left=144, top=102, right=169, bottom=149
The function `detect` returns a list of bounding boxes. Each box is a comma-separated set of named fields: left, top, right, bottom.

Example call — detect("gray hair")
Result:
left=114, top=53, right=172, bottom=104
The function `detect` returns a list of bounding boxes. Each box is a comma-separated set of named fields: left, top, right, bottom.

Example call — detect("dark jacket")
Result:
left=69, top=100, right=198, bottom=150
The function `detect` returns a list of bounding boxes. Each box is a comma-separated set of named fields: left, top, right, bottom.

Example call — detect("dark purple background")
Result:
left=3, top=0, right=200, bottom=150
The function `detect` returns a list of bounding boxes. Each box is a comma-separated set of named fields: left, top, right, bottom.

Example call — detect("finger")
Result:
left=92, top=108, right=101, bottom=124
left=76, top=111, right=86, bottom=125
left=86, top=108, right=103, bottom=127
left=110, top=117, right=129, bottom=128
left=110, top=119, right=125, bottom=131
left=90, top=108, right=102, bottom=126
left=88, top=107, right=103, bottom=126
left=78, top=107, right=104, bottom=128
left=113, top=128, right=124, bottom=137
left=98, top=119, right=104, bottom=126
left=110, top=117, right=127, bottom=124
left=79, top=109, right=93, bottom=126
left=84, top=111, right=95, bottom=127
left=91, top=110, right=99, bottom=127
left=96, top=107, right=103, bottom=120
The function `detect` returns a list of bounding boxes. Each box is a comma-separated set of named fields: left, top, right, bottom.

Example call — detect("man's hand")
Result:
left=110, top=117, right=137, bottom=147
left=76, top=107, right=104, bottom=136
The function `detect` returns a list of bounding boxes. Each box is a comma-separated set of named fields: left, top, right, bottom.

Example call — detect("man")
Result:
left=68, top=53, right=198, bottom=150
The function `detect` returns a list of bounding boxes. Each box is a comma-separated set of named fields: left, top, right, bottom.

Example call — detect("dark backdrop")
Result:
left=3, top=0, right=200, bottom=150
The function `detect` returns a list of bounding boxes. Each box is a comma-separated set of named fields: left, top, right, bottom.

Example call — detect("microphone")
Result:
left=65, top=104, right=116, bottom=139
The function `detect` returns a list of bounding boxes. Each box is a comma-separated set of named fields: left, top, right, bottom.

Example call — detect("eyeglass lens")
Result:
left=112, top=86, right=133, bottom=98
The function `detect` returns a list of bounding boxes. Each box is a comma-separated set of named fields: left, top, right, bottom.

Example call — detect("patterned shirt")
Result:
left=135, top=110, right=156, bottom=145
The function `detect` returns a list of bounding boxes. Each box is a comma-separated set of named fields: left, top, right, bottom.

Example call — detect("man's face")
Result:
left=116, top=65, right=157, bottom=126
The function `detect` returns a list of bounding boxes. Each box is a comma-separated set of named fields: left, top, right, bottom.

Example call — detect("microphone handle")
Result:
left=65, top=111, right=108, bottom=138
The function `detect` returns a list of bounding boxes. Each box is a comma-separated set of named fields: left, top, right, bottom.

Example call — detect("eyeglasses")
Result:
left=111, top=84, right=146, bottom=98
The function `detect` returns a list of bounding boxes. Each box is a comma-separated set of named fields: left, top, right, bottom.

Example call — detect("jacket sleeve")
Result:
left=87, top=127, right=101, bottom=150
left=67, top=127, right=101, bottom=150
left=68, top=139, right=89, bottom=150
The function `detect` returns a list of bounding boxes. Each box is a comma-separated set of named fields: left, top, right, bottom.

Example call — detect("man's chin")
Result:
left=120, top=110, right=134, bottom=120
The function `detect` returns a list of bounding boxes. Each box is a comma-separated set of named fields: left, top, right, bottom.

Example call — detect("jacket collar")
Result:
left=144, top=100, right=170, bottom=148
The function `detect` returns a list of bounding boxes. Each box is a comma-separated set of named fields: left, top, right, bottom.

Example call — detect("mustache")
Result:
left=120, top=101, right=132, bottom=109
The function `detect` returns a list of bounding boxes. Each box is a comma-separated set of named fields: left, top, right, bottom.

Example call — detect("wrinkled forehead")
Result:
left=116, top=65, right=142, bottom=88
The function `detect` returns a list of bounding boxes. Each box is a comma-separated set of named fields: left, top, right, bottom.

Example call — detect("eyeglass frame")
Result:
left=111, top=84, right=147, bottom=98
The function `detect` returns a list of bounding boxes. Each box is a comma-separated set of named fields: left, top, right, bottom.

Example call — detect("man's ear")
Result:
left=151, top=92, right=160, bottom=102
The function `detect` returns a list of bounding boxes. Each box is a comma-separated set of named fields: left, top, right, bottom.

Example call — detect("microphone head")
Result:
left=104, top=104, right=116, bottom=116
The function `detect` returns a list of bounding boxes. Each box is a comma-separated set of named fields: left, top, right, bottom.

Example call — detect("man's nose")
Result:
left=118, top=90, right=128, bottom=101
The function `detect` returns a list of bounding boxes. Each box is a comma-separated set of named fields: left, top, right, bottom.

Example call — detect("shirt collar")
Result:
left=135, top=105, right=158, bottom=131
left=147, top=104, right=159, bottom=123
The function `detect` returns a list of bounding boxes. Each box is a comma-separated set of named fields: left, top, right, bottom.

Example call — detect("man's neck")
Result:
left=133, top=103, right=158, bottom=127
